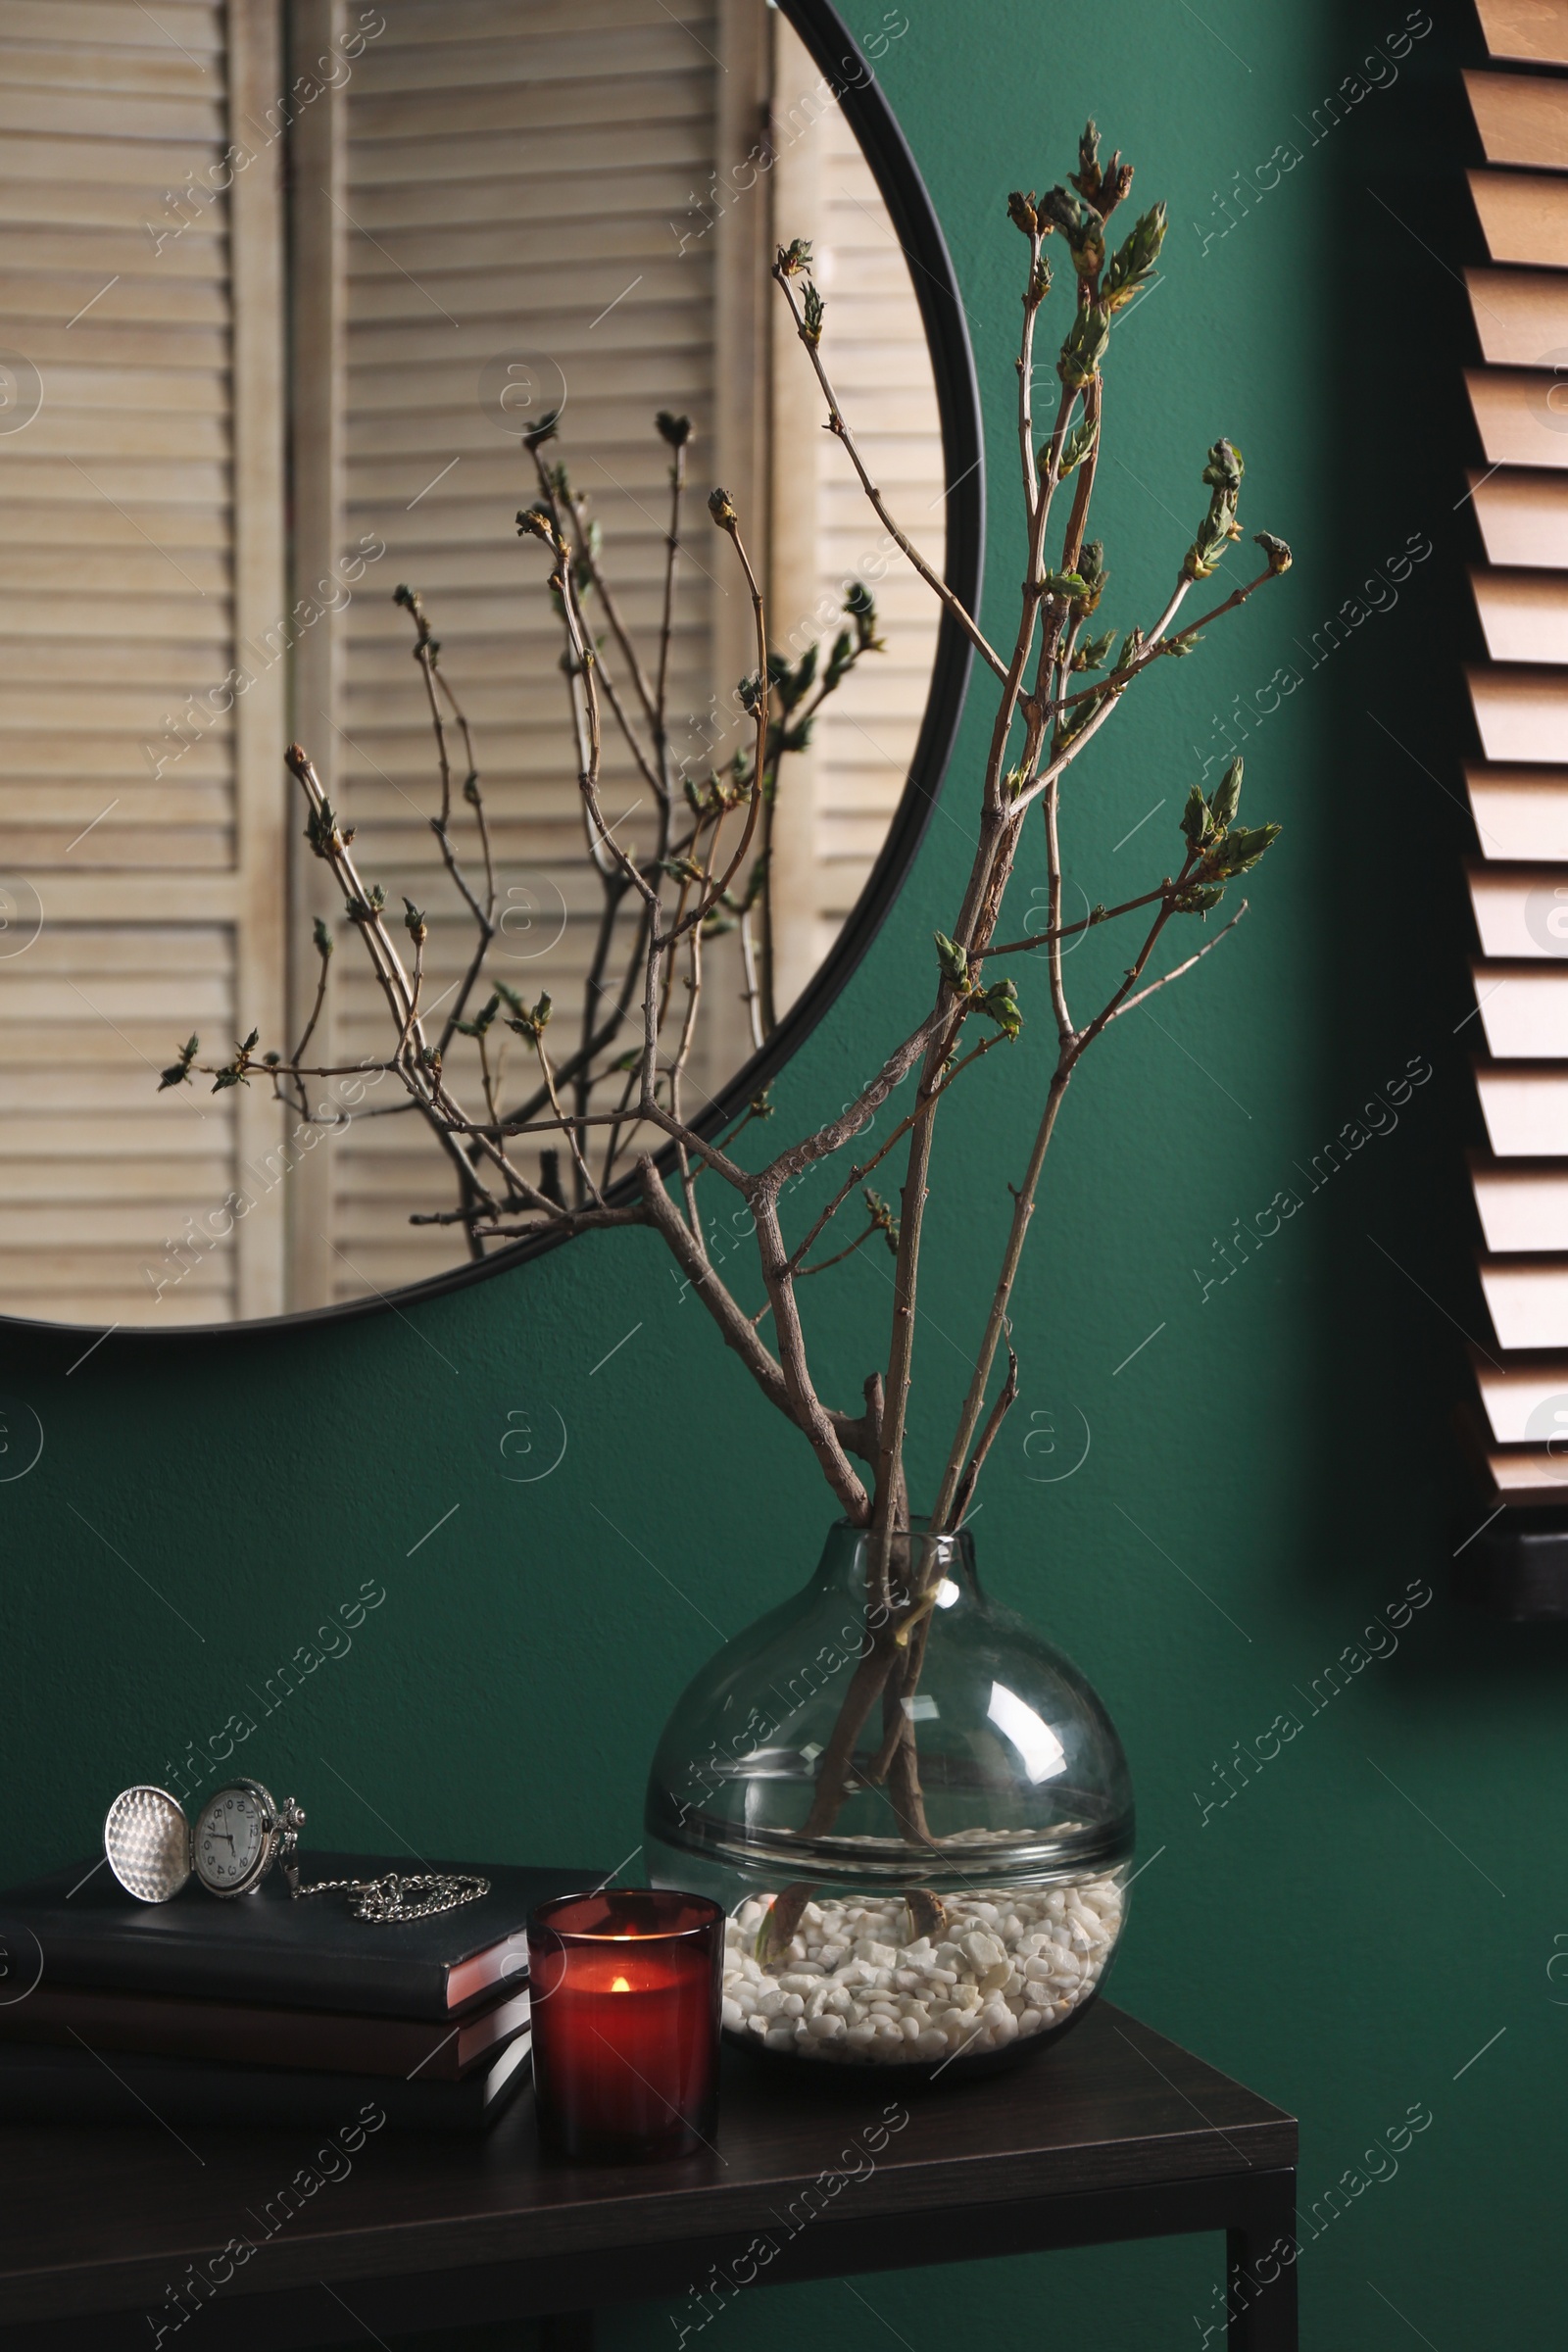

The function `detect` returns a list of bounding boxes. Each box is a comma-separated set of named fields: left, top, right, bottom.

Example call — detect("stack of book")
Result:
left=0, top=1851, right=591, bottom=2131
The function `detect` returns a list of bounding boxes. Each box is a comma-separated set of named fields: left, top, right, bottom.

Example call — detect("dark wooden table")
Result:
left=0, top=2002, right=1297, bottom=2350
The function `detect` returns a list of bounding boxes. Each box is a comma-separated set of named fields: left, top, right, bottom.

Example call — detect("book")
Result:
left=0, top=1977, right=529, bottom=2081
left=0, top=2030, right=533, bottom=2132
left=0, top=1851, right=598, bottom=2021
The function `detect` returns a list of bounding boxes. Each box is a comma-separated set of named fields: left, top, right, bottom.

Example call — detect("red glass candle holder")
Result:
left=527, top=1888, right=722, bottom=2162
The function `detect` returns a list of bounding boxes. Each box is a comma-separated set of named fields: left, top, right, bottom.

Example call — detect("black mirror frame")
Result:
left=2, top=0, right=984, bottom=1345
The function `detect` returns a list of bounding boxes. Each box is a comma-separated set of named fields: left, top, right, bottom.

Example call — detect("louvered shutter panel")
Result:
left=0, top=0, right=288, bottom=1326
left=302, top=0, right=744, bottom=1302
left=806, top=83, right=944, bottom=970
left=1463, top=36, right=1568, bottom=1499
left=301, top=0, right=942, bottom=1302
left=766, top=18, right=943, bottom=1006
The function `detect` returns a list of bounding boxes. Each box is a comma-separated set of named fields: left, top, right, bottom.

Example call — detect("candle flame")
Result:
left=611, top=1976, right=631, bottom=1992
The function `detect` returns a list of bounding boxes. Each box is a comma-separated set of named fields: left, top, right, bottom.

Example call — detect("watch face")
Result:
left=193, top=1785, right=267, bottom=1893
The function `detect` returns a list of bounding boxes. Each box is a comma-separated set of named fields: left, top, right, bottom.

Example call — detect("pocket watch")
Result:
left=190, top=1778, right=305, bottom=1897
left=104, top=1778, right=305, bottom=1902
left=103, top=1780, right=486, bottom=1919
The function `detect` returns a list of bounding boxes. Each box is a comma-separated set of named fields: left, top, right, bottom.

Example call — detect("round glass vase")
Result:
left=645, top=1519, right=1134, bottom=2082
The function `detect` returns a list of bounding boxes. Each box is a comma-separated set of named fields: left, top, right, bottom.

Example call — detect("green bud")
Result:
left=1173, top=882, right=1227, bottom=915
left=1072, top=626, right=1116, bottom=672
left=934, top=931, right=969, bottom=991
left=1180, top=783, right=1211, bottom=850
left=158, top=1035, right=199, bottom=1092
left=1204, top=820, right=1281, bottom=880
left=1038, top=185, right=1104, bottom=279
left=516, top=504, right=565, bottom=556
left=976, top=976, right=1022, bottom=1040
left=1058, top=416, right=1100, bottom=476
left=1056, top=300, right=1110, bottom=389
left=1211, top=758, right=1243, bottom=830
left=1102, top=202, right=1167, bottom=313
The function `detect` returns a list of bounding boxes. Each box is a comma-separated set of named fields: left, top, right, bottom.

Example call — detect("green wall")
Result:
left=2, top=1, right=1556, bottom=2342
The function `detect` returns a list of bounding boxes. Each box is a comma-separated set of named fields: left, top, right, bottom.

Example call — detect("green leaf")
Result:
left=312, top=916, right=333, bottom=958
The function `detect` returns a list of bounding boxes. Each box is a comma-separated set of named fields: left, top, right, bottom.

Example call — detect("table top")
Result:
left=0, top=2001, right=1294, bottom=2333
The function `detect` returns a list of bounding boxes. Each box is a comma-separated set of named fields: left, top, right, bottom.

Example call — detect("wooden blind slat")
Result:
left=1475, top=0, right=1568, bottom=67
left=1466, top=68, right=1568, bottom=170
left=1472, top=1153, right=1568, bottom=1250
left=1468, top=665, right=1568, bottom=761
left=1466, top=368, right=1568, bottom=470
left=1469, top=168, right=1568, bottom=269
left=1468, top=766, right=1568, bottom=859
left=1480, top=1255, right=1568, bottom=1348
left=1467, top=467, right=1568, bottom=565
left=1468, top=267, right=1568, bottom=368
left=1476, top=1059, right=1568, bottom=1154
left=1469, top=959, right=1568, bottom=1055
left=1470, top=567, right=1568, bottom=662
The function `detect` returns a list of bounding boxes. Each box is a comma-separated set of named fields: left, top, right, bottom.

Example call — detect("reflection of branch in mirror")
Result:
left=157, top=127, right=1293, bottom=1876
left=159, top=407, right=882, bottom=1237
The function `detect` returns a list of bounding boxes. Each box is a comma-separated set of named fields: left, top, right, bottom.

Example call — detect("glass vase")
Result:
left=645, top=1518, right=1134, bottom=2081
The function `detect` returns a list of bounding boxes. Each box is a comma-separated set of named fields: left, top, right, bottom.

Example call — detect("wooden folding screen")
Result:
left=0, top=0, right=288, bottom=1325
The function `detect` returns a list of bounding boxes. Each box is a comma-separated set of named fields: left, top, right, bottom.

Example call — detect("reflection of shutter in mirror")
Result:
left=317, top=0, right=740, bottom=1305
left=305, top=3, right=947, bottom=1304
left=0, top=1, right=288, bottom=1327
left=769, top=16, right=944, bottom=1007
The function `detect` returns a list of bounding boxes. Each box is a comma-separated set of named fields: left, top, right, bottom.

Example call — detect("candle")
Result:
left=527, top=1888, right=722, bottom=2161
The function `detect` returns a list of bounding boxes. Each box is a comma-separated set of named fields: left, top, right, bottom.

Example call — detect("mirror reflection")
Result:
left=0, top=0, right=945, bottom=1326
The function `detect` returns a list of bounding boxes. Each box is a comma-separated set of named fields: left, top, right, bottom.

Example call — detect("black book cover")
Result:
left=0, top=1853, right=600, bottom=2020
left=0, top=2030, right=533, bottom=2132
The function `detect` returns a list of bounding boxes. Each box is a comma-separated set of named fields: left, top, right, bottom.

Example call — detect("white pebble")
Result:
left=720, top=1877, right=1126, bottom=2068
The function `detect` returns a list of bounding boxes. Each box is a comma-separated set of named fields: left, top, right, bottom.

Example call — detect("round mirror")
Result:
left=0, top=0, right=979, bottom=1331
